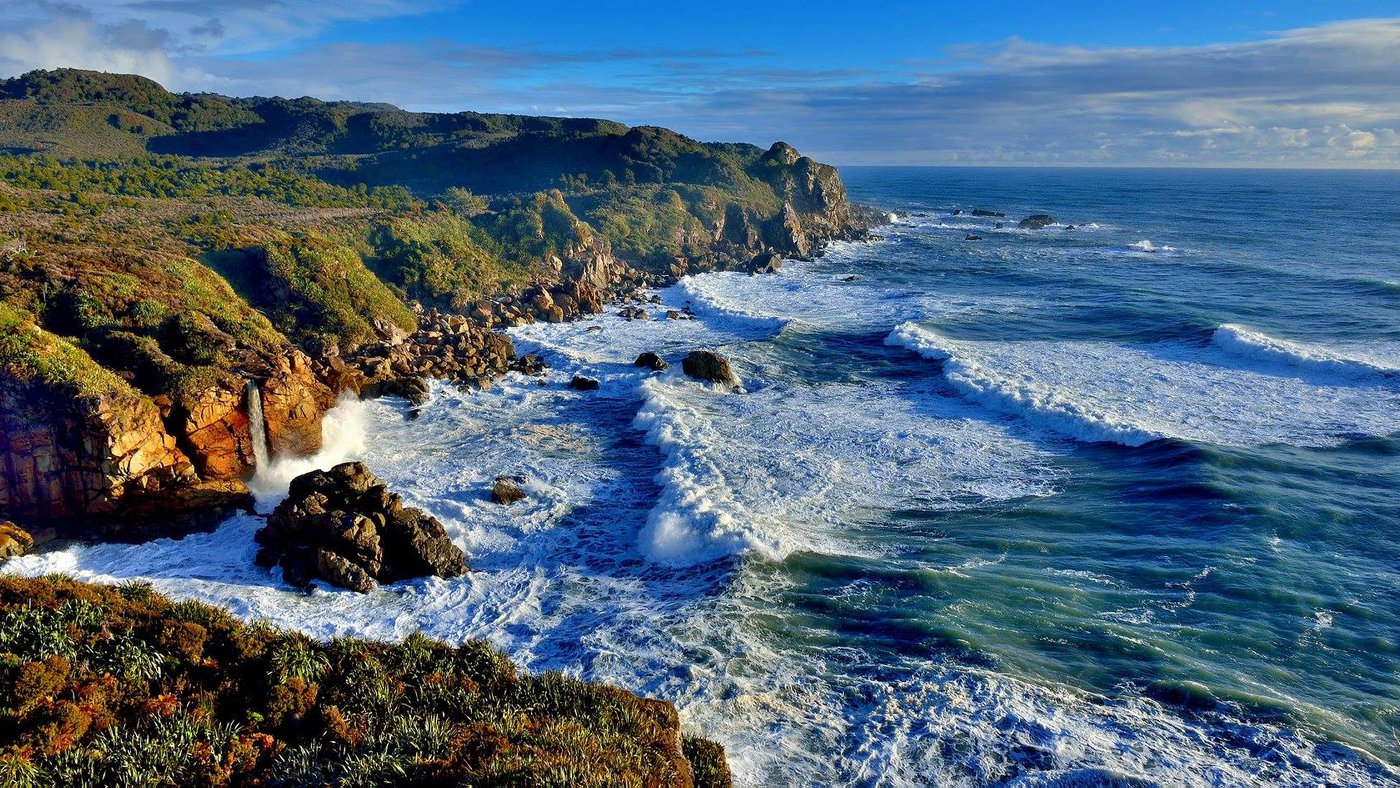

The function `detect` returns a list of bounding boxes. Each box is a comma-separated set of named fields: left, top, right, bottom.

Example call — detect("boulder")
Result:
left=1018, top=215, right=1056, bottom=230
left=682, top=350, right=740, bottom=389
left=634, top=352, right=669, bottom=371
left=569, top=375, right=600, bottom=391
left=965, top=234, right=983, bottom=241
left=747, top=250, right=783, bottom=275
left=361, top=376, right=431, bottom=406
left=255, top=462, right=466, bottom=592
left=515, top=354, right=548, bottom=376
left=490, top=477, right=527, bottom=505
left=0, top=521, right=33, bottom=560
left=971, top=209, right=1005, bottom=218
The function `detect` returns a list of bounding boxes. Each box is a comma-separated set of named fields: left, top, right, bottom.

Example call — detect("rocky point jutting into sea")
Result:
left=0, top=68, right=876, bottom=784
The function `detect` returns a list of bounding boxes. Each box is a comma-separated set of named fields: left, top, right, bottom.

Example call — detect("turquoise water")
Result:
left=12, top=167, right=1400, bottom=785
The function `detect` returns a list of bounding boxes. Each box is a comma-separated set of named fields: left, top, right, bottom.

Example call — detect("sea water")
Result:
left=10, top=167, right=1400, bottom=786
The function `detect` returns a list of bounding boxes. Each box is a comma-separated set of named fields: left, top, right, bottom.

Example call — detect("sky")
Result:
left=1, top=1, right=1398, bottom=167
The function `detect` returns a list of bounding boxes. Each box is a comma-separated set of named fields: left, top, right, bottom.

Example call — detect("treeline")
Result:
left=0, top=155, right=418, bottom=210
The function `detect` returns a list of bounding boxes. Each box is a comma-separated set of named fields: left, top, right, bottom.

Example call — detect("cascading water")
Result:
left=245, top=380, right=270, bottom=471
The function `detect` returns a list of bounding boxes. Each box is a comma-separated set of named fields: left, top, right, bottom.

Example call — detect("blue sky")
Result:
left=2, top=1, right=1398, bottom=166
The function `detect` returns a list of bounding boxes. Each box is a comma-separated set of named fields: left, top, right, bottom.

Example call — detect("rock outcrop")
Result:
left=0, top=387, right=251, bottom=528
left=1019, top=215, right=1056, bottom=230
left=0, top=521, right=33, bottom=560
left=634, top=352, right=669, bottom=371
left=490, top=476, right=527, bottom=505
left=255, top=462, right=467, bottom=592
left=682, top=351, right=740, bottom=389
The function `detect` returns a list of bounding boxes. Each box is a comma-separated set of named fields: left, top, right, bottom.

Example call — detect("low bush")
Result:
left=0, top=576, right=729, bottom=787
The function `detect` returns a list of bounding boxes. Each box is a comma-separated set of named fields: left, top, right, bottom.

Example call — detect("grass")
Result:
left=0, top=576, right=729, bottom=787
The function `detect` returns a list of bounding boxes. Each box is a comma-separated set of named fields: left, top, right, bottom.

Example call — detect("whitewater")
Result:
left=8, top=167, right=1400, bottom=785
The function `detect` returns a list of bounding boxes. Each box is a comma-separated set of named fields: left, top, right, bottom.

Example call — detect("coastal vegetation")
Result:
left=0, top=576, right=729, bottom=786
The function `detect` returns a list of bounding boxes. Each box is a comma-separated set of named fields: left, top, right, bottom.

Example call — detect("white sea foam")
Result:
left=631, top=372, right=1060, bottom=566
left=1210, top=323, right=1400, bottom=381
left=246, top=395, right=368, bottom=509
left=1130, top=239, right=1177, bottom=252
left=887, top=322, right=1400, bottom=448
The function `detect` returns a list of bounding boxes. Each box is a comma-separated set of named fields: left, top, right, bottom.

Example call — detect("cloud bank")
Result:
left=0, top=1, right=1397, bottom=166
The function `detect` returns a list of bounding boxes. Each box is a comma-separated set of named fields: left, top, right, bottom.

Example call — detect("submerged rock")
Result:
left=965, top=234, right=983, bottom=241
left=1018, top=214, right=1056, bottom=230
left=491, top=476, right=527, bottom=505
left=255, top=462, right=466, bottom=592
left=569, top=375, right=600, bottom=391
left=971, top=209, right=1004, bottom=217
left=682, top=350, right=740, bottom=389
left=634, top=352, right=669, bottom=371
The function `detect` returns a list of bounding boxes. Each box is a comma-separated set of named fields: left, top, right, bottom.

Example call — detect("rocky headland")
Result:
left=0, top=69, right=876, bottom=549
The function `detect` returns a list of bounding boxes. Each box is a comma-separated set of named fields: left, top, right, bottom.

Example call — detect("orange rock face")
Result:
left=0, top=391, right=201, bottom=520
left=179, top=383, right=255, bottom=481
left=260, top=349, right=336, bottom=458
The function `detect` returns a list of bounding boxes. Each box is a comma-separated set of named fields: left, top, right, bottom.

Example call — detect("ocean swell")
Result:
left=1209, top=323, right=1400, bottom=382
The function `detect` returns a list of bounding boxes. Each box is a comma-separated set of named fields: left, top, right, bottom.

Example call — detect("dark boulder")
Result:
left=569, top=375, right=600, bottom=391
left=634, top=352, right=669, bottom=371
left=515, top=354, right=548, bottom=376
left=971, top=209, right=1004, bottom=217
left=255, top=462, right=466, bottom=592
left=1018, top=214, right=1056, bottom=230
left=994, top=222, right=1005, bottom=229
left=491, top=476, right=527, bottom=505
left=360, top=376, right=430, bottom=406
left=747, top=250, right=783, bottom=275
left=682, top=350, right=740, bottom=389
left=965, top=234, right=983, bottom=241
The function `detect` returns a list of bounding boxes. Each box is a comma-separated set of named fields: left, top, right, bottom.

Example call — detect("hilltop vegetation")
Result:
left=0, top=576, right=729, bottom=787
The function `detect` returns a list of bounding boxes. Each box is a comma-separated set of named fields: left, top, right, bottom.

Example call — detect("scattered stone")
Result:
left=569, top=375, right=600, bottom=391
left=971, top=209, right=1005, bottom=217
left=841, top=274, right=859, bottom=282
left=618, top=305, right=650, bottom=321
left=665, top=310, right=682, bottom=320
left=490, top=476, right=527, bottom=505
left=994, top=222, right=1005, bottom=229
left=254, top=462, right=467, bottom=592
left=965, top=234, right=983, bottom=241
left=515, top=354, right=548, bottom=376
left=682, top=350, right=740, bottom=389
left=1064, top=225, right=1077, bottom=231
left=1018, top=214, right=1056, bottom=230
left=360, top=376, right=430, bottom=406
left=634, top=352, right=669, bottom=371
left=0, top=522, right=33, bottom=561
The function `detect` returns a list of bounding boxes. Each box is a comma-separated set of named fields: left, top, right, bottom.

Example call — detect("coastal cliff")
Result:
left=0, top=68, right=875, bottom=538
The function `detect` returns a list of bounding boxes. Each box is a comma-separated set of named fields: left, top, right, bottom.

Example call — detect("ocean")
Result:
left=10, top=167, right=1400, bottom=785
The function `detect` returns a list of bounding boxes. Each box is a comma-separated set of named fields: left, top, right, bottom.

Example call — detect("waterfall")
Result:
left=245, top=381, right=270, bottom=470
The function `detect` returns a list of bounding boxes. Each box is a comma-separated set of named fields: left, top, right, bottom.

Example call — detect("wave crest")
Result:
left=1210, top=323, right=1399, bottom=382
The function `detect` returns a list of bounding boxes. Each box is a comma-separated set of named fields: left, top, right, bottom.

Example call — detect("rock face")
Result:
left=254, top=462, right=466, bottom=592
left=634, top=352, right=669, bottom=371
left=1019, top=215, right=1056, bottom=230
left=682, top=351, right=740, bottom=389
left=0, top=387, right=250, bottom=527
